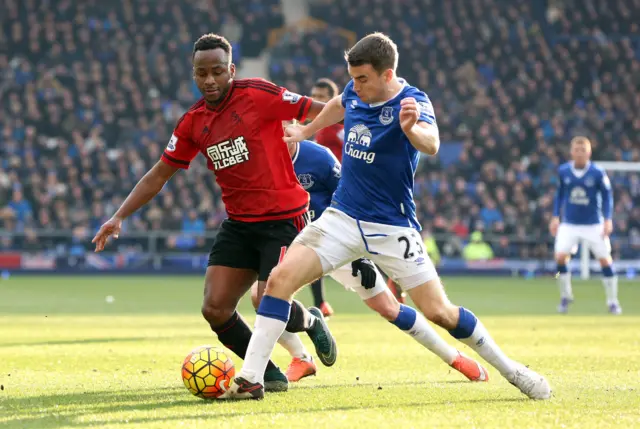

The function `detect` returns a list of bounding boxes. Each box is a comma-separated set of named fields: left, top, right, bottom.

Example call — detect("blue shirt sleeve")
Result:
left=323, top=148, right=341, bottom=193
left=410, top=90, right=437, bottom=125
left=553, top=169, right=564, bottom=217
left=599, top=170, right=613, bottom=220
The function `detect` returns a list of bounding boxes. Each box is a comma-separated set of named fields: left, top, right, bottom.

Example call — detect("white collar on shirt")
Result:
left=368, top=78, right=408, bottom=108
left=291, top=142, right=300, bottom=164
left=570, top=161, right=591, bottom=178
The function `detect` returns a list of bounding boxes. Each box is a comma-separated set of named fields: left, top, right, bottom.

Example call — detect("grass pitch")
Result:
left=0, top=275, right=639, bottom=429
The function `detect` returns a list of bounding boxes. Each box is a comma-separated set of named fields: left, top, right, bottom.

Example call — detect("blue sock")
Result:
left=390, top=304, right=417, bottom=330
left=602, top=265, right=614, bottom=278
left=448, top=307, right=478, bottom=339
left=557, top=264, right=568, bottom=274
left=257, top=295, right=291, bottom=323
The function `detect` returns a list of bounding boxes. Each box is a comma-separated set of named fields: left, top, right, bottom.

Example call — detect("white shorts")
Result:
left=294, top=208, right=438, bottom=290
left=554, top=223, right=611, bottom=259
left=328, top=263, right=387, bottom=301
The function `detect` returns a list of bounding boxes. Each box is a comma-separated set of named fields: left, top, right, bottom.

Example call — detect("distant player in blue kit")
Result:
left=228, top=33, right=551, bottom=400
left=255, top=130, right=489, bottom=384
left=550, top=136, right=621, bottom=314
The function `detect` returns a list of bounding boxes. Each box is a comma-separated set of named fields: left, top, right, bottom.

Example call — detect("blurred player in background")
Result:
left=310, top=78, right=344, bottom=161
left=228, top=33, right=550, bottom=400
left=92, top=33, right=337, bottom=393
left=550, top=136, right=621, bottom=314
left=306, top=78, right=344, bottom=316
left=253, top=127, right=488, bottom=384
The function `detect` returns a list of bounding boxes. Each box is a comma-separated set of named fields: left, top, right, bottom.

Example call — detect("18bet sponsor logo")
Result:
left=207, top=136, right=250, bottom=170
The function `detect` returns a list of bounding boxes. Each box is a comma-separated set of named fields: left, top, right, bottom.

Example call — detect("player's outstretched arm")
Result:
left=550, top=172, right=565, bottom=236
left=284, top=95, right=345, bottom=143
left=600, top=171, right=614, bottom=236
left=92, top=161, right=178, bottom=252
left=400, top=98, right=440, bottom=155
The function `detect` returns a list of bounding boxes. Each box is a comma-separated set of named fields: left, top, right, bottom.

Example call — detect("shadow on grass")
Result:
left=0, top=383, right=528, bottom=429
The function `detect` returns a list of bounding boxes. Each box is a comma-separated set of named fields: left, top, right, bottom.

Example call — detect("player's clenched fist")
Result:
left=92, top=216, right=123, bottom=252
left=283, top=124, right=307, bottom=143
left=399, top=97, right=420, bottom=133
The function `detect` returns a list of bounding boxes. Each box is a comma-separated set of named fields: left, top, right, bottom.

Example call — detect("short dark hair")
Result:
left=344, top=32, right=398, bottom=74
left=313, top=78, right=339, bottom=98
left=193, top=33, right=232, bottom=60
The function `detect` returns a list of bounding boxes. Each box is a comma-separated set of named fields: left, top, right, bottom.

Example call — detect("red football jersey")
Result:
left=161, top=78, right=312, bottom=222
left=315, top=124, right=344, bottom=162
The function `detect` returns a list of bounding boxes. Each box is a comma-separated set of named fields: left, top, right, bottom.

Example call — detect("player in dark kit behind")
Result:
left=306, top=78, right=345, bottom=317
left=92, top=34, right=337, bottom=392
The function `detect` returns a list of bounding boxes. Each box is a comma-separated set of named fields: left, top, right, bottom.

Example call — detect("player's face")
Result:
left=571, top=142, right=591, bottom=167
left=348, top=64, right=390, bottom=103
left=311, top=86, right=332, bottom=103
left=193, top=48, right=235, bottom=105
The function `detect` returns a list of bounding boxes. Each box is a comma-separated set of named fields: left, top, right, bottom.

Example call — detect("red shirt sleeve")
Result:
left=161, top=112, right=199, bottom=169
left=247, top=79, right=313, bottom=122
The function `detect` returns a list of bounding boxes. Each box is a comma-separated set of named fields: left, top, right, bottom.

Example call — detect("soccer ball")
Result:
left=181, top=345, right=235, bottom=399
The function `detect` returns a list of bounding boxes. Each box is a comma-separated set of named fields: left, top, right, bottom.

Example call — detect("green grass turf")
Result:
left=0, top=275, right=639, bottom=429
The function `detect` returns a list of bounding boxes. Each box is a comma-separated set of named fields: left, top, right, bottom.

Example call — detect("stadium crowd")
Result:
left=1, top=0, right=639, bottom=259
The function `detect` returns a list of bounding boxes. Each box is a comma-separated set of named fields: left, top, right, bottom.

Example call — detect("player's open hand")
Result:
left=399, top=97, right=420, bottom=133
left=549, top=217, right=560, bottom=237
left=92, top=216, right=123, bottom=252
left=603, top=219, right=613, bottom=237
left=283, top=124, right=306, bottom=143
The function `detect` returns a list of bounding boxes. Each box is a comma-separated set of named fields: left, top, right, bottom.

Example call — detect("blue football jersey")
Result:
left=332, top=79, right=436, bottom=230
left=292, top=140, right=341, bottom=221
left=553, top=162, right=613, bottom=225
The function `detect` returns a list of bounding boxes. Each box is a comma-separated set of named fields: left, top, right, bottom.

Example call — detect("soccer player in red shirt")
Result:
left=92, top=34, right=336, bottom=392
left=310, top=78, right=344, bottom=162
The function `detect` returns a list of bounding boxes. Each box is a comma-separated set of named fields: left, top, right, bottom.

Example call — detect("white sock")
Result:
left=403, top=312, right=458, bottom=364
left=603, top=276, right=619, bottom=305
left=457, top=319, right=517, bottom=378
left=239, top=315, right=286, bottom=384
left=277, top=331, right=309, bottom=359
left=557, top=272, right=573, bottom=299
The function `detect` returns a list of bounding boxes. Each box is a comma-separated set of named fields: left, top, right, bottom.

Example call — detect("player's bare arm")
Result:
left=92, top=161, right=178, bottom=252
left=400, top=98, right=440, bottom=155
left=306, top=99, right=327, bottom=121
left=284, top=95, right=345, bottom=143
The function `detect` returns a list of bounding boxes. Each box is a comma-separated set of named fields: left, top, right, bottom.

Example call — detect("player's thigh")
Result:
left=293, top=208, right=364, bottom=273
left=329, top=263, right=387, bottom=301
left=583, top=224, right=612, bottom=259
left=203, top=265, right=257, bottom=324
left=361, top=223, right=438, bottom=291
left=554, top=224, right=580, bottom=256
left=264, top=242, right=327, bottom=300
left=208, top=219, right=260, bottom=274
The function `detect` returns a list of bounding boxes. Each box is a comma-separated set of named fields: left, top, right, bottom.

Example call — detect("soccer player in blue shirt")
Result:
left=257, top=129, right=488, bottom=384
left=550, top=136, right=621, bottom=314
left=228, top=33, right=550, bottom=400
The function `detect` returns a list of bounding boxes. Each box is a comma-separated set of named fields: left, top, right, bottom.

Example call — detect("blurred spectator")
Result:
left=463, top=232, right=495, bottom=261
left=0, top=0, right=638, bottom=260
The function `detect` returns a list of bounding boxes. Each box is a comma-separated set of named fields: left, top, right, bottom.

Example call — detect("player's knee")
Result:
left=599, top=257, right=612, bottom=267
left=366, top=293, right=400, bottom=321
left=201, top=301, right=234, bottom=326
left=424, top=304, right=458, bottom=330
left=555, top=253, right=569, bottom=265
left=265, top=264, right=295, bottom=296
